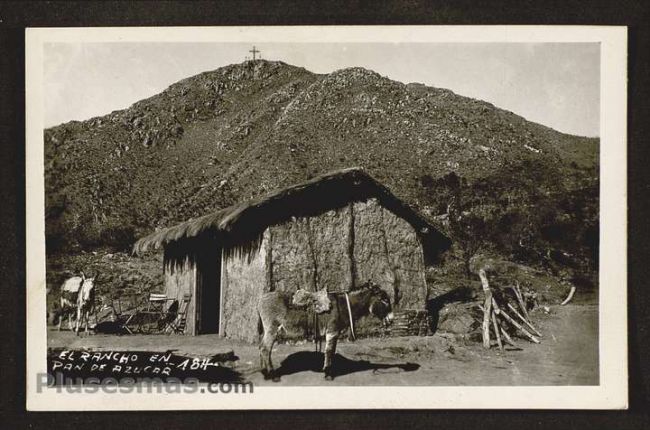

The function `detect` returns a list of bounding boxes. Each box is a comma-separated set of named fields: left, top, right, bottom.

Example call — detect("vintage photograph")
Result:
left=25, top=26, right=627, bottom=409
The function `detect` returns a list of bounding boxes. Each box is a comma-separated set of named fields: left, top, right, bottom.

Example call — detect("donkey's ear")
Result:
left=80, top=271, right=86, bottom=280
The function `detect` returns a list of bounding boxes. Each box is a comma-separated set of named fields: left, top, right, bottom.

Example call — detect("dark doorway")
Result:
left=196, top=245, right=221, bottom=334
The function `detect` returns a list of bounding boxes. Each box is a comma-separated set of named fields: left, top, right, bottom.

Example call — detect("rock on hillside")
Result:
left=44, top=60, right=598, bottom=257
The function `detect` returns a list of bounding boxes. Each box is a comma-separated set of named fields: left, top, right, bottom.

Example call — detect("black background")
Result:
left=1, top=1, right=648, bottom=428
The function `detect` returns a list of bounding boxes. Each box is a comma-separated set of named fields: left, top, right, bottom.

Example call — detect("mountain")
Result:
left=44, top=60, right=598, bottom=274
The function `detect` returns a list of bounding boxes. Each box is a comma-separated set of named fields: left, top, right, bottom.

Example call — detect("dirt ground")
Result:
left=47, top=304, right=598, bottom=386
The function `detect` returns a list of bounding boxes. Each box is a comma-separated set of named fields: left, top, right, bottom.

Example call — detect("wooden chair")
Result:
left=122, top=293, right=175, bottom=334
left=148, top=293, right=169, bottom=306
left=164, top=294, right=192, bottom=334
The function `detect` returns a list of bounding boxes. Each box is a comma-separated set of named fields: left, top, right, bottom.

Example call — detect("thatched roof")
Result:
left=133, top=167, right=451, bottom=256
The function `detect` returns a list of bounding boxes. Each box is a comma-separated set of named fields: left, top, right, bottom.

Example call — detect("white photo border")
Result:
left=26, top=25, right=628, bottom=410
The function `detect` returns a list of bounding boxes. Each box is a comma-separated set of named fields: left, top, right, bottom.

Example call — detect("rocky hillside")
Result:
left=44, top=60, right=598, bottom=278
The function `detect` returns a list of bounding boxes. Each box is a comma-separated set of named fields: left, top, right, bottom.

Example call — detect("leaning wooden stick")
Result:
left=507, top=302, right=542, bottom=337
left=479, top=268, right=492, bottom=349
left=513, top=281, right=530, bottom=320
left=491, top=310, right=503, bottom=350
left=500, top=326, right=517, bottom=347
left=492, top=298, right=541, bottom=344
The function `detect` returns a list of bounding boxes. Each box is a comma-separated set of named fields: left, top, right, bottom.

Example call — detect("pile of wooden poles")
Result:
left=477, top=268, right=542, bottom=350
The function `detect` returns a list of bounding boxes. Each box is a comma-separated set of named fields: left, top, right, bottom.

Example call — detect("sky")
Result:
left=44, top=42, right=600, bottom=137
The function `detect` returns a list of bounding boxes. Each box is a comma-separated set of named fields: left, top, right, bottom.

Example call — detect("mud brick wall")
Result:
left=353, top=199, right=396, bottom=301
left=353, top=198, right=428, bottom=310
left=221, top=230, right=269, bottom=343
left=270, top=206, right=353, bottom=294
left=379, top=203, right=428, bottom=310
left=268, top=198, right=427, bottom=308
left=304, top=205, right=354, bottom=293
left=267, top=217, right=318, bottom=294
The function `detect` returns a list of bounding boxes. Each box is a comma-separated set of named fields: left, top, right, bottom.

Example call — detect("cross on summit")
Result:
left=249, top=46, right=260, bottom=61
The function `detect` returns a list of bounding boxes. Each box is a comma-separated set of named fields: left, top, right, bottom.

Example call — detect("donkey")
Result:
left=258, top=281, right=394, bottom=380
left=75, top=275, right=96, bottom=335
left=258, top=289, right=332, bottom=380
left=319, top=282, right=393, bottom=380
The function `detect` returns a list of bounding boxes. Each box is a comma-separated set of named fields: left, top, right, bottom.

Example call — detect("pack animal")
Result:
left=258, top=281, right=394, bottom=380
left=319, top=282, right=393, bottom=380
left=258, top=289, right=332, bottom=380
left=57, top=275, right=84, bottom=331
left=75, top=275, right=96, bottom=335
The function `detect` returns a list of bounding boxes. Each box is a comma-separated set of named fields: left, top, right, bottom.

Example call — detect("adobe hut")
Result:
left=134, top=168, right=451, bottom=342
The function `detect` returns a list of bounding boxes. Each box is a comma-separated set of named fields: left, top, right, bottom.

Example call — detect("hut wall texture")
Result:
left=352, top=199, right=396, bottom=300
left=267, top=198, right=425, bottom=307
left=269, top=205, right=353, bottom=294
left=163, top=256, right=197, bottom=335
left=377, top=202, right=428, bottom=309
left=221, top=230, right=269, bottom=343
left=353, top=198, right=427, bottom=310
left=309, top=205, right=354, bottom=292
left=267, top=217, right=316, bottom=293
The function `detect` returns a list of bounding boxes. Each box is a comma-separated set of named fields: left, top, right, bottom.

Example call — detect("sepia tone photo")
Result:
left=26, top=26, right=627, bottom=410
